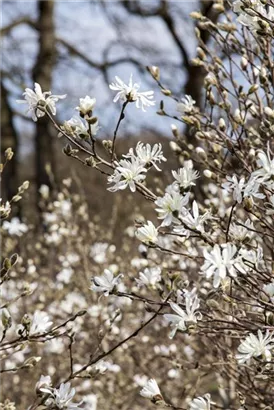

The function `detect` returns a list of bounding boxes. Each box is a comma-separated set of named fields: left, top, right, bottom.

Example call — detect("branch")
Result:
left=57, top=37, right=145, bottom=72
left=0, top=17, right=36, bottom=36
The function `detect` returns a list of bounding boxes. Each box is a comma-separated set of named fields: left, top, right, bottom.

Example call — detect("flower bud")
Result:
left=5, top=148, right=14, bottom=161
left=203, top=169, right=212, bottom=178
left=264, top=106, right=274, bottom=119
left=147, top=65, right=160, bottom=81
left=218, top=118, right=226, bottom=131
left=169, top=141, right=181, bottom=153
left=195, top=147, right=207, bottom=161
left=241, top=56, right=248, bottom=70
left=2, top=308, right=12, bottom=330
left=161, top=89, right=172, bottom=96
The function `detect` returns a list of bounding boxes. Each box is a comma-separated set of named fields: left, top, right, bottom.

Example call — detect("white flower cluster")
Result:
left=164, top=288, right=202, bottom=339
left=90, top=269, right=123, bottom=296
left=236, top=330, right=274, bottom=364
left=233, top=0, right=274, bottom=32
left=41, top=381, right=82, bottom=409
left=108, top=142, right=166, bottom=192
left=200, top=243, right=255, bottom=288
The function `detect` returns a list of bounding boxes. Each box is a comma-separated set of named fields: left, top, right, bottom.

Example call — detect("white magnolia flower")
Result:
left=29, top=311, right=53, bottom=335
left=164, top=289, right=201, bottom=338
left=180, top=200, right=212, bottom=232
left=109, top=74, right=155, bottom=111
left=108, top=158, right=147, bottom=193
left=124, top=142, right=166, bottom=171
left=90, top=360, right=120, bottom=374
left=35, top=375, right=52, bottom=392
left=201, top=243, right=245, bottom=288
left=229, top=219, right=255, bottom=242
left=136, top=267, right=162, bottom=288
left=41, top=382, right=82, bottom=409
left=140, top=378, right=162, bottom=400
left=155, top=190, right=189, bottom=226
left=266, top=194, right=274, bottom=215
left=189, top=393, right=212, bottom=410
left=252, top=144, right=274, bottom=183
left=172, top=161, right=199, bottom=190
left=177, top=95, right=196, bottom=114
left=234, top=0, right=274, bottom=32
left=263, top=281, right=274, bottom=302
left=243, top=177, right=265, bottom=200
left=17, top=82, right=66, bottom=121
left=222, top=175, right=245, bottom=203
left=236, top=330, right=274, bottom=364
left=2, top=217, right=28, bottom=236
left=136, top=221, right=159, bottom=245
left=239, top=246, right=263, bottom=270
left=62, top=116, right=99, bottom=139
left=76, top=96, right=96, bottom=115
left=0, top=199, right=11, bottom=218
left=90, top=269, right=123, bottom=296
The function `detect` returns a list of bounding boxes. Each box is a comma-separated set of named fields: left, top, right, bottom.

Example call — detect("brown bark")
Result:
left=1, top=81, right=19, bottom=202
left=184, top=1, right=219, bottom=110
left=32, top=0, right=56, bottom=193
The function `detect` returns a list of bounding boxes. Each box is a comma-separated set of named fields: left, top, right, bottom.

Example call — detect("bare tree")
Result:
left=32, top=0, right=57, bottom=193
left=1, top=81, right=19, bottom=202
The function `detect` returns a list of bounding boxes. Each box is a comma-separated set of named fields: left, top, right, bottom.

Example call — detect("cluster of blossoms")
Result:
left=108, top=142, right=166, bottom=192
left=3, top=2, right=274, bottom=408
left=233, top=0, right=274, bottom=32
left=222, top=144, right=274, bottom=205
left=164, top=288, right=202, bottom=338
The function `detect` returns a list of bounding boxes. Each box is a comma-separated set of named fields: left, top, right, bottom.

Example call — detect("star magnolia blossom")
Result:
left=179, top=200, right=212, bottom=232
left=90, top=269, right=123, bottom=296
left=236, top=330, right=274, bottom=364
left=177, top=95, right=196, bottom=114
left=201, top=243, right=246, bottom=288
left=109, top=74, right=155, bottom=111
left=29, top=311, right=53, bottom=335
left=107, top=158, right=147, bottom=192
left=172, top=161, right=200, bottom=191
left=222, top=174, right=265, bottom=203
left=155, top=190, right=190, bottom=226
left=0, top=200, right=11, bottom=218
left=35, top=375, right=52, bottom=392
left=189, top=393, right=212, bottom=410
left=140, top=378, right=162, bottom=400
left=164, top=289, right=202, bottom=338
left=17, top=82, right=66, bottom=121
left=233, top=0, right=274, bottom=32
left=123, top=142, right=166, bottom=171
left=135, top=221, right=159, bottom=245
left=252, top=144, right=274, bottom=184
left=263, top=281, right=274, bottom=301
left=41, top=382, right=82, bottom=409
left=60, top=117, right=99, bottom=139
left=76, top=96, right=96, bottom=115
left=136, top=267, right=162, bottom=288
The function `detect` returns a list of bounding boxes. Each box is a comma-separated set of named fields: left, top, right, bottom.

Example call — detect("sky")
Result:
left=2, top=1, right=199, bottom=156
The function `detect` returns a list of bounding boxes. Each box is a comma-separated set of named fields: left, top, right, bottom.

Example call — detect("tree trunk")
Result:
left=32, top=0, right=56, bottom=194
left=1, top=81, right=19, bottom=203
